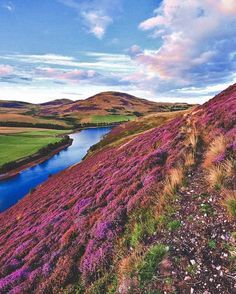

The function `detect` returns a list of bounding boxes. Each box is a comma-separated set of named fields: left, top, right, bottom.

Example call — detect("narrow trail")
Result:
left=158, top=166, right=236, bottom=293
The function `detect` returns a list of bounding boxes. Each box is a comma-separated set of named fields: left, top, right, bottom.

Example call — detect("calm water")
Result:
left=0, top=127, right=111, bottom=212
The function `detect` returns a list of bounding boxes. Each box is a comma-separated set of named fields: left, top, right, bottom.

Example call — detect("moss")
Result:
left=167, top=220, right=181, bottom=231
left=208, top=240, right=217, bottom=249
left=138, top=244, right=168, bottom=284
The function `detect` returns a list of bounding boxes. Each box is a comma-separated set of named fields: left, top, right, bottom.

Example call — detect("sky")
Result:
left=0, top=0, right=235, bottom=104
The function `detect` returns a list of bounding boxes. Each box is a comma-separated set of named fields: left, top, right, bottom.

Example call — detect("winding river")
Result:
left=0, top=127, right=111, bottom=212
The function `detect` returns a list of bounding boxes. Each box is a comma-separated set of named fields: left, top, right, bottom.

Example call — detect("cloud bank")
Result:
left=131, top=0, right=236, bottom=95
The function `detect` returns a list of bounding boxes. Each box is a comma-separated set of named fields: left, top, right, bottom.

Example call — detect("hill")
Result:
left=0, top=92, right=194, bottom=128
left=0, top=85, right=235, bottom=293
left=39, top=91, right=194, bottom=124
left=40, top=99, right=73, bottom=107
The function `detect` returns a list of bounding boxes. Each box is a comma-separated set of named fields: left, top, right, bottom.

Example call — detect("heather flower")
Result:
left=42, top=263, right=51, bottom=277
left=213, top=152, right=226, bottom=164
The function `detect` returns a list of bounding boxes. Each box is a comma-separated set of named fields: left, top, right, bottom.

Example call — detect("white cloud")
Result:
left=59, top=0, right=122, bottom=39
left=123, top=0, right=236, bottom=101
left=2, top=52, right=135, bottom=73
left=2, top=1, right=15, bottom=12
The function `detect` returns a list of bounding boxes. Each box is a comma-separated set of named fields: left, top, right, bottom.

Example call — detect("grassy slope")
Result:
left=0, top=129, right=68, bottom=167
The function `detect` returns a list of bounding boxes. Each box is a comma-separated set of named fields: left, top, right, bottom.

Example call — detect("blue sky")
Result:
left=0, top=0, right=235, bottom=103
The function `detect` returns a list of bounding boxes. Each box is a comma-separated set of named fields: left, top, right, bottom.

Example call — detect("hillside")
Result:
left=40, top=99, right=73, bottom=107
left=39, top=91, right=194, bottom=124
left=0, top=92, right=194, bottom=128
left=0, top=85, right=235, bottom=293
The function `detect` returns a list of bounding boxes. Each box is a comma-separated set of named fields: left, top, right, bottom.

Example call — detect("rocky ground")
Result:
left=154, top=167, right=236, bottom=293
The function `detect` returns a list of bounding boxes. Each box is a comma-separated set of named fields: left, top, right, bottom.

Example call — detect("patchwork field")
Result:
left=0, top=128, right=69, bottom=167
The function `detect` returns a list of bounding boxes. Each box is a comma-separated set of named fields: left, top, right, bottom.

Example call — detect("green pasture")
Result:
left=91, top=114, right=135, bottom=124
left=0, top=129, right=69, bottom=167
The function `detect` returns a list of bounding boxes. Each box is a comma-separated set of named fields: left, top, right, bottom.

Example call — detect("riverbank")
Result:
left=0, top=137, right=73, bottom=181
left=0, top=123, right=115, bottom=182
left=0, top=127, right=111, bottom=212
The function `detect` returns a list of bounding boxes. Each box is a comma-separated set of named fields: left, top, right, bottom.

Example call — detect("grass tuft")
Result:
left=204, top=135, right=226, bottom=167
left=138, top=244, right=167, bottom=284
left=163, top=167, right=184, bottom=196
left=222, top=189, right=236, bottom=218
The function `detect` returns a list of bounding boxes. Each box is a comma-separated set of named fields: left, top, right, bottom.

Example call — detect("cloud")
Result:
left=36, top=67, right=98, bottom=83
left=2, top=1, right=15, bottom=12
left=2, top=52, right=135, bottom=73
left=132, top=0, right=236, bottom=95
left=0, top=64, right=13, bottom=76
left=59, top=0, right=122, bottom=39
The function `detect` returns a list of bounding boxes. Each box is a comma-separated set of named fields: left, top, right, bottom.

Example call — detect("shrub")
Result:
left=204, top=135, right=226, bottom=167
left=222, top=190, right=236, bottom=218
left=207, top=165, right=225, bottom=189
left=138, top=244, right=167, bottom=284
left=184, top=152, right=195, bottom=167
left=163, top=167, right=184, bottom=196
left=206, top=159, right=234, bottom=189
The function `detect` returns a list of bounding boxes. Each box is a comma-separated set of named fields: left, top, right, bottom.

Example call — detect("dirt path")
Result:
left=156, top=167, right=235, bottom=293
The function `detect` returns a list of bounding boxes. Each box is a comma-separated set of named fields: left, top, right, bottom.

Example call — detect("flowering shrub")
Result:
left=0, top=84, right=235, bottom=292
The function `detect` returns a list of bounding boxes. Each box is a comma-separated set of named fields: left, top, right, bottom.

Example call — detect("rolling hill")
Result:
left=0, top=85, right=235, bottom=293
left=0, top=92, right=194, bottom=128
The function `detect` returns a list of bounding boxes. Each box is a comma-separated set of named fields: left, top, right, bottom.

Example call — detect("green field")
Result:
left=0, top=129, right=69, bottom=167
left=91, top=114, right=135, bottom=124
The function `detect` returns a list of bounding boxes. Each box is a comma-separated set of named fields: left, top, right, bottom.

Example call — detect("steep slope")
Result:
left=0, top=85, right=235, bottom=293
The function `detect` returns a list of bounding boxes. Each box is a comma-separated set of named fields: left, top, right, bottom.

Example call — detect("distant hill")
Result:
left=0, top=91, right=194, bottom=127
left=40, top=91, right=193, bottom=117
left=40, top=98, right=73, bottom=107
left=0, top=100, right=32, bottom=108
left=0, top=84, right=235, bottom=293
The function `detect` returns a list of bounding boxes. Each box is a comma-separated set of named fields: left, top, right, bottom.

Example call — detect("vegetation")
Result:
left=91, top=114, right=135, bottom=124
left=0, top=129, right=70, bottom=169
left=138, top=244, right=167, bottom=284
left=0, top=85, right=235, bottom=293
left=222, top=190, right=236, bottom=218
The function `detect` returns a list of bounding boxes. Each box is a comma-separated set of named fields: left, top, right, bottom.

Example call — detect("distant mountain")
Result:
left=0, top=84, right=235, bottom=293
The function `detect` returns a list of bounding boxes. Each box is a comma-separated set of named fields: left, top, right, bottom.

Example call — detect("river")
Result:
left=0, top=127, right=111, bottom=212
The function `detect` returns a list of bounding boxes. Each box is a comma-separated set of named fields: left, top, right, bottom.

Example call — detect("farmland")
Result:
left=0, top=128, right=70, bottom=167
left=90, top=114, right=135, bottom=124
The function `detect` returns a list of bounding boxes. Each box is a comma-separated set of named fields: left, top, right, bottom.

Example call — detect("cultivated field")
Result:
left=0, top=128, right=69, bottom=167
